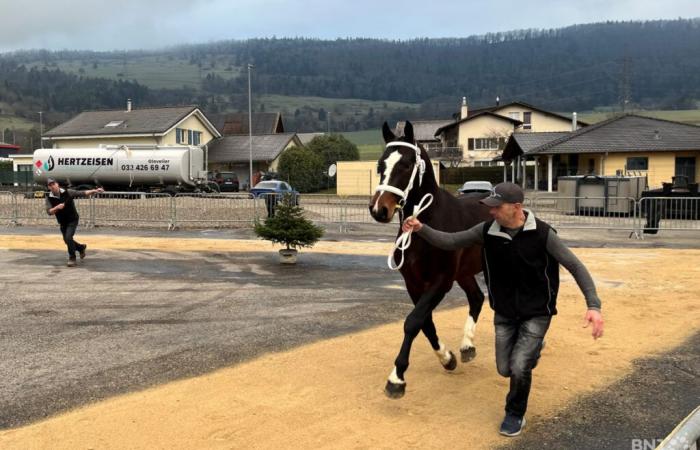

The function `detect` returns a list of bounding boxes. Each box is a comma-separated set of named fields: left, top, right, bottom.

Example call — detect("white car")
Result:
left=457, top=181, right=493, bottom=195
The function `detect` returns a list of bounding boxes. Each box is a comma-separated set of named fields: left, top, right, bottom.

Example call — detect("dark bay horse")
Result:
left=369, top=121, right=492, bottom=398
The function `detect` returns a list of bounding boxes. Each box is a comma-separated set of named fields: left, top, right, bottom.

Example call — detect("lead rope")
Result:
left=387, top=192, right=433, bottom=270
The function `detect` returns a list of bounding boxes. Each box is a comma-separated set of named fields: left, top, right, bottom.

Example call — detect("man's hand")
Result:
left=95, top=187, right=104, bottom=194
left=54, top=203, right=65, bottom=211
left=402, top=216, right=423, bottom=233
left=583, top=309, right=604, bottom=339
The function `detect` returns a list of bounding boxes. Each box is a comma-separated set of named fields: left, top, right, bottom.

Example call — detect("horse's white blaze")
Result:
left=388, top=366, right=405, bottom=384
left=434, top=341, right=452, bottom=365
left=372, top=150, right=403, bottom=213
left=460, top=315, right=477, bottom=350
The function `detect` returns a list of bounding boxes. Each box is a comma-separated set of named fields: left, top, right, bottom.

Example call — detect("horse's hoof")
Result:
left=442, top=350, right=458, bottom=371
left=384, top=380, right=406, bottom=399
left=460, top=346, right=477, bottom=363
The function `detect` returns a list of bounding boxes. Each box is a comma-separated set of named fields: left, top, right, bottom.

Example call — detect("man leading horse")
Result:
left=402, top=181, right=605, bottom=437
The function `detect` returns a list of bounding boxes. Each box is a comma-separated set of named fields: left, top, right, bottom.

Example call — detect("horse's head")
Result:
left=369, top=121, right=425, bottom=223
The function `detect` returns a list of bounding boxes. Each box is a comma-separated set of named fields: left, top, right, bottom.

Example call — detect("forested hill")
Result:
left=1, top=18, right=700, bottom=132
left=197, top=19, right=700, bottom=110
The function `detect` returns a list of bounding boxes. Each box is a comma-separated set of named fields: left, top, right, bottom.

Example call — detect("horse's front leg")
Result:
left=385, top=289, right=450, bottom=398
left=458, top=275, right=485, bottom=362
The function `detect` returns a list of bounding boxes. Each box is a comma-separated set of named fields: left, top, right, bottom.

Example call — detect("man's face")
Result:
left=489, top=202, right=521, bottom=226
left=47, top=182, right=60, bottom=194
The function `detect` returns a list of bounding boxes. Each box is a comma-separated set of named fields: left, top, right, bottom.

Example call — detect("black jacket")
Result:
left=45, top=189, right=82, bottom=225
left=481, top=216, right=560, bottom=319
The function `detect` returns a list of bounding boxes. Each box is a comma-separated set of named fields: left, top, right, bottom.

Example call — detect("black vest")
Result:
left=47, top=190, right=79, bottom=225
left=481, top=217, right=560, bottom=319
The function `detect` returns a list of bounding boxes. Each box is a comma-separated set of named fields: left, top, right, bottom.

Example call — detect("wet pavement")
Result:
left=0, top=245, right=472, bottom=428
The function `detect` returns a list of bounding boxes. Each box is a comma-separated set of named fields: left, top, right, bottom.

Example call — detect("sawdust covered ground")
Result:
left=0, top=235, right=698, bottom=449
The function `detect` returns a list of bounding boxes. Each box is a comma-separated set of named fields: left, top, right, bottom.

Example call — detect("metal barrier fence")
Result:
left=91, top=192, right=173, bottom=228
left=638, top=197, right=700, bottom=235
left=0, top=191, right=15, bottom=224
left=530, top=196, right=638, bottom=232
left=657, top=405, right=700, bottom=450
left=0, top=191, right=698, bottom=236
left=174, top=193, right=257, bottom=227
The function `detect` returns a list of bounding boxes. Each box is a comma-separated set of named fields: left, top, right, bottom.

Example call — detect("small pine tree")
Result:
left=254, top=194, right=324, bottom=251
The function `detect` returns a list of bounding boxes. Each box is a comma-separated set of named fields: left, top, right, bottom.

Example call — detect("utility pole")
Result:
left=619, top=54, right=631, bottom=113
left=38, top=111, right=44, bottom=148
left=248, top=63, right=254, bottom=191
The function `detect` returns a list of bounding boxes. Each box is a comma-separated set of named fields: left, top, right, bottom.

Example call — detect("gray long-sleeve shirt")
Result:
left=417, top=217, right=601, bottom=311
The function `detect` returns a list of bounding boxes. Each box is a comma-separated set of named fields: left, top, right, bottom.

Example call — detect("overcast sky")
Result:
left=1, top=0, right=699, bottom=53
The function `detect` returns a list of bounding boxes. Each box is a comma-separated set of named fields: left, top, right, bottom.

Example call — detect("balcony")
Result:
left=424, top=145, right=463, bottom=167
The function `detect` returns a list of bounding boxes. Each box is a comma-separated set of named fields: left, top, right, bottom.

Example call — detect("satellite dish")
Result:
left=328, top=163, right=337, bottom=177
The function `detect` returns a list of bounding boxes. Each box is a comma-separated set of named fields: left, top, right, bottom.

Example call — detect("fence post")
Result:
left=169, top=195, right=176, bottom=231
left=11, top=192, right=18, bottom=226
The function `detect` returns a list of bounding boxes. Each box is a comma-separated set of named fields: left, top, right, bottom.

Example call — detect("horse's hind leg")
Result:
left=422, top=311, right=457, bottom=371
left=457, top=276, right=485, bottom=363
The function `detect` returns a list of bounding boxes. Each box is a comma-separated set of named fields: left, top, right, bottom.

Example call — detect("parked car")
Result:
left=250, top=180, right=299, bottom=201
left=211, top=171, right=240, bottom=192
left=457, top=180, right=493, bottom=195
left=250, top=180, right=300, bottom=216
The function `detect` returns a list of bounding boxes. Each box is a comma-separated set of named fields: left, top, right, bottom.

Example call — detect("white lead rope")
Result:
left=388, top=193, right=433, bottom=270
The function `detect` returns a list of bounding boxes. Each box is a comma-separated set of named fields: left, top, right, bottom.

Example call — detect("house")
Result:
left=207, top=133, right=303, bottom=188
left=394, top=120, right=454, bottom=151
left=42, top=102, right=221, bottom=149
left=433, top=98, right=585, bottom=167
left=213, top=112, right=284, bottom=136
left=0, top=142, right=21, bottom=157
left=502, top=114, right=700, bottom=191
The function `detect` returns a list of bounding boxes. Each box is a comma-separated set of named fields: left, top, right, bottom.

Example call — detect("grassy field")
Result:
left=26, top=55, right=241, bottom=90
left=341, top=129, right=382, bottom=146
left=0, top=115, right=37, bottom=133
left=356, top=144, right=383, bottom=161
left=577, top=109, right=700, bottom=125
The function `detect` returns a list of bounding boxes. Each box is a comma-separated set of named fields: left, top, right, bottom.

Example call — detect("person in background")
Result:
left=401, top=182, right=604, bottom=437
left=45, top=178, right=104, bottom=267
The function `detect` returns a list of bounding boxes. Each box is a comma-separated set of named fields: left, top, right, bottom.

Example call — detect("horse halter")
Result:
left=375, top=141, right=427, bottom=206
left=375, top=141, right=434, bottom=271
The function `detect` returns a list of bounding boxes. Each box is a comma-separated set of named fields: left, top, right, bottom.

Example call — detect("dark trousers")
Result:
left=494, top=313, right=551, bottom=418
left=59, top=220, right=84, bottom=258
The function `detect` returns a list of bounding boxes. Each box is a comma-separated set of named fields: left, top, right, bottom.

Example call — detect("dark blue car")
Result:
left=250, top=180, right=300, bottom=216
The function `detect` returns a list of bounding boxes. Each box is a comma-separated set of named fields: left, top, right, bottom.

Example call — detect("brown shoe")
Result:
left=79, top=245, right=87, bottom=259
left=67, top=258, right=77, bottom=267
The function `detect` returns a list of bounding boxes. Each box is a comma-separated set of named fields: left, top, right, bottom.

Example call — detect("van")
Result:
left=213, top=171, right=240, bottom=192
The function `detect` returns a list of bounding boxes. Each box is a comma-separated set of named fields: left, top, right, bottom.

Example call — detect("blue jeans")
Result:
left=494, top=313, right=551, bottom=418
left=59, top=220, right=84, bottom=258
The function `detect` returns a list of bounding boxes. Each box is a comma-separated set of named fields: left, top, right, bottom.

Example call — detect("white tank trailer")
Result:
left=32, top=145, right=212, bottom=192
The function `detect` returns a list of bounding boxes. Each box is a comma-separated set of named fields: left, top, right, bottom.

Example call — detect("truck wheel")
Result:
left=206, top=182, right=220, bottom=193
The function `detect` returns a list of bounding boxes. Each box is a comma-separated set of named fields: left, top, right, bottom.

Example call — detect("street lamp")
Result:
left=247, top=63, right=254, bottom=191
left=38, top=111, right=44, bottom=149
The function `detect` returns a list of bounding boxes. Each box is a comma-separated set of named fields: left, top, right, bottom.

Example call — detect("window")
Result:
left=104, top=121, right=124, bottom=128
left=468, top=138, right=501, bottom=151
left=626, top=157, right=648, bottom=171
left=508, top=112, right=520, bottom=120
left=474, top=160, right=497, bottom=167
left=523, top=112, right=532, bottom=130
left=192, top=131, right=202, bottom=145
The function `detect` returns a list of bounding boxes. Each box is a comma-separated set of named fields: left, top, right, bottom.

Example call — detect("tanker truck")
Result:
left=32, top=145, right=217, bottom=194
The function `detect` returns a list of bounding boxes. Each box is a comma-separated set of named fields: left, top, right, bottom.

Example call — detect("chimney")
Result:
left=460, top=97, right=468, bottom=119
left=572, top=112, right=577, bottom=131
left=126, top=99, right=132, bottom=112
left=496, top=96, right=500, bottom=107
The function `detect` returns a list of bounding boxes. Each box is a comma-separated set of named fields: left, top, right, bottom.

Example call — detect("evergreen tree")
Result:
left=254, top=194, right=324, bottom=251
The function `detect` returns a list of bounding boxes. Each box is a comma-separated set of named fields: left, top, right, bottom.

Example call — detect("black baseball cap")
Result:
left=480, top=182, right=524, bottom=207
left=46, top=177, right=58, bottom=186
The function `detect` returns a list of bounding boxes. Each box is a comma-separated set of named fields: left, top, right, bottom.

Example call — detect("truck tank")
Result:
left=32, top=146, right=207, bottom=189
